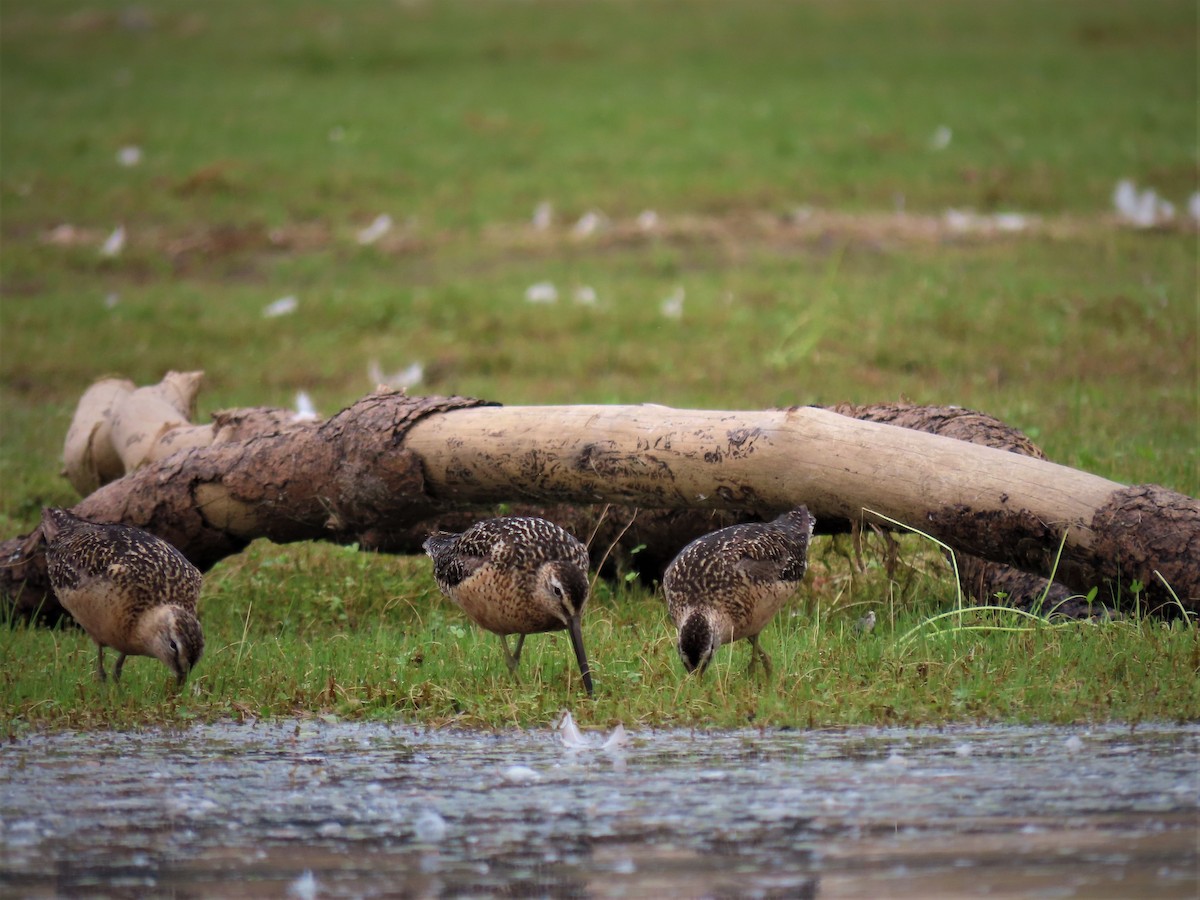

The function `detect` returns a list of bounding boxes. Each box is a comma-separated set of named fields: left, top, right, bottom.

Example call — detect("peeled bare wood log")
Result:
left=3, top=392, right=1196, bottom=623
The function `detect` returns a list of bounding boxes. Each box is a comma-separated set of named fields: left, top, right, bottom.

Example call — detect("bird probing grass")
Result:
left=423, top=516, right=594, bottom=696
left=41, top=508, right=204, bottom=687
left=663, top=506, right=815, bottom=676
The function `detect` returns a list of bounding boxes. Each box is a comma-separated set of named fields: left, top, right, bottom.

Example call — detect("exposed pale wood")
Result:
left=405, top=404, right=1118, bottom=545
left=3, top=393, right=1196, bottom=623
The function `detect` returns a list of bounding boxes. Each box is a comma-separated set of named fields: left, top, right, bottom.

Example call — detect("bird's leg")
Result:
left=113, top=653, right=128, bottom=683
left=94, top=644, right=108, bottom=682
left=746, top=635, right=773, bottom=678
left=499, top=634, right=526, bottom=677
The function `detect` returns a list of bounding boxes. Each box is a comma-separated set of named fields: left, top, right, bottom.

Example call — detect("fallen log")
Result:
left=3, top=390, right=1196, bottom=623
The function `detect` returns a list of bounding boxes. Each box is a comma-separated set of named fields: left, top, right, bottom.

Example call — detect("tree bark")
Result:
left=3, top=392, right=1196, bottom=623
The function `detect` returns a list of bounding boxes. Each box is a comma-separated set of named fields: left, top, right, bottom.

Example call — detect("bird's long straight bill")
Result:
left=568, top=615, right=594, bottom=697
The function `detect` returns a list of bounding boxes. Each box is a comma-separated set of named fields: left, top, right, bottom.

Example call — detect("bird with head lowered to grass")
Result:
left=422, top=516, right=594, bottom=696
left=40, top=507, right=204, bottom=687
left=663, top=506, right=815, bottom=677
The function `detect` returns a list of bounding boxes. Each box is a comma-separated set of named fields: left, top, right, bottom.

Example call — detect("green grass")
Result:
left=3, top=536, right=1197, bottom=732
left=1, top=0, right=1196, bottom=730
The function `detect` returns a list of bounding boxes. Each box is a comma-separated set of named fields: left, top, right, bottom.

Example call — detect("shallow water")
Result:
left=1, top=720, right=1196, bottom=898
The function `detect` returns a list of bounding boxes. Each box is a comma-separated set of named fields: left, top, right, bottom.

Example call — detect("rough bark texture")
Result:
left=3, top=392, right=1195, bottom=624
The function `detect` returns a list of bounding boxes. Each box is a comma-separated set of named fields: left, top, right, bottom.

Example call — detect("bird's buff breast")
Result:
left=447, top=570, right=561, bottom=637
left=57, top=580, right=141, bottom=654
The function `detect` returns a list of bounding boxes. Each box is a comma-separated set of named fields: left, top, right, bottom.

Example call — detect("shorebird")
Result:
left=40, top=508, right=204, bottom=686
left=663, top=506, right=815, bottom=676
left=422, top=516, right=594, bottom=696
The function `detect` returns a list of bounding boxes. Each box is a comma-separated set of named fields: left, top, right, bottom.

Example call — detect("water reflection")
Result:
left=2, top=722, right=1196, bottom=898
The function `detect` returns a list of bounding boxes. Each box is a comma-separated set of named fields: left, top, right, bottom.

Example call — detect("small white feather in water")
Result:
left=558, top=710, right=589, bottom=749
left=356, top=213, right=393, bottom=246
left=292, top=391, right=320, bottom=422
left=532, top=200, right=553, bottom=231
left=263, top=295, right=298, bottom=318
left=286, top=870, right=319, bottom=900
left=100, top=225, right=126, bottom=258
left=601, top=723, right=628, bottom=752
left=116, top=145, right=143, bottom=167
left=660, top=286, right=685, bottom=320
left=525, top=281, right=558, bottom=304
left=413, top=808, right=447, bottom=843
left=501, top=765, right=541, bottom=783
left=368, top=359, right=423, bottom=390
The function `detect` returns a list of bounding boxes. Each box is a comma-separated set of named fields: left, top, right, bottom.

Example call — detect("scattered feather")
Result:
left=572, top=210, right=606, bottom=237
left=992, top=212, right=1028, bottom=233
left=500, top=765, right=541, bottom=783
left=637, top=209, right=659, bottom=231
left=1064, top=735, right=1084, bottom=754
left=356, top=213, right=393, bottom=246
left=1113, top=178, right=1175, bottom=228
left=943, top=208, right=975, bottom=232
left=558, top=710, right=628, bottom=753
left=929, top=125, right=953, bottom=151
left=367, top=359, right=423, bottom=390
left=1188, top=192, right=1200, bottom=224
left=286, top=870, right=319, bottom=900
left=525, top=281, right=558, bottom=304
left=601, top=723, right=628, bottom=752
left=100, top=225, right=126, bottom=258
left=532, top=200, right=554, bottom=231
left=103, top=292, right=120, bottom=310
left=954, top=743, right=973, bottom=758
left=263, top=295, right=298, bottom=318
left=572, top=285, right=597, bottom=306
left=660, top=286, right=685, bottom=320
left=328, top=126, right=345, bottom=143
left=292, top=391, right=320, bottom=423
left=558, top=710, right=589, bottom=749
left=885, top=751, right=908, bottom=767
left=413, top=808, right=447, bottom=843
left=116, top=145, right=143, bottom=167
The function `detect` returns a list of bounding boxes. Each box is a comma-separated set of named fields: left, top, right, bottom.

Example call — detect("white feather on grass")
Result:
left=100, top=225, right=126, bottom=258
left=525, top=281, right=558, bottom=304
left=116, top=145, right=143, bottom=167
left=532, top=200, right=553, bottom=231
left=571, top=210, right=606, bottom=238
left=356, top=213, right=393, bottom=246
left=660, top=286, right=685, bottom=320
left=1113, top=178, right=1175, bottom=228
left=367, top=359, right=423, bottom=390
left=263, top=295, right=298, bottom=318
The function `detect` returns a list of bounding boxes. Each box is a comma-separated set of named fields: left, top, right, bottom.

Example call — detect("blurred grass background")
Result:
left=1, top=0, right=1196, bottom=727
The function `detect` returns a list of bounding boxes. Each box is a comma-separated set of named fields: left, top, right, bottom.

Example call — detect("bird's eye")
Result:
left=552, top=584, right=564, bottom=598
left=169, top=639, right=179, bottom=653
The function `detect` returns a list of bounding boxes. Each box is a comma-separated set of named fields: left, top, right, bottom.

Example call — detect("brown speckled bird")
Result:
left=422, top=516, right=594, bottom=696
left=663, top=506, right=815, bottom=676
left=41, top=508, right=204, bottom=686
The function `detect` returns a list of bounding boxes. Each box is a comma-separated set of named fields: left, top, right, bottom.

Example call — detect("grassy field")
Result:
left=1, top=0, right=1196, bottom=730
